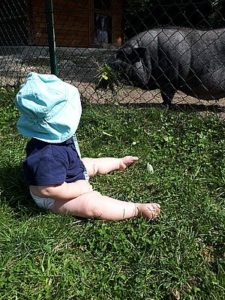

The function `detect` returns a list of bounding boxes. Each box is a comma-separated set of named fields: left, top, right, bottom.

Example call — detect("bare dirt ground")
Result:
left=71, top=80, right=225, bottom=119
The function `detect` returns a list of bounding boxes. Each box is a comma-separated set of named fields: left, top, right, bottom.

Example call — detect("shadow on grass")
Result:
left=0, top=165, right=45, bottom=217
left=119, top=101, right=225, bottom=114
left=0, top=165, right=90, bottom=222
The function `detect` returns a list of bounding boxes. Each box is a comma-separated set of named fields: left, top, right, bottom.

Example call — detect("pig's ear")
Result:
left=134, top=47, right=146, bottom=58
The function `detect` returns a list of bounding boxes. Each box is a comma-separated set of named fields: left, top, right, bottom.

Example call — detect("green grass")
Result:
left=0, top=87, right=225, bottom=299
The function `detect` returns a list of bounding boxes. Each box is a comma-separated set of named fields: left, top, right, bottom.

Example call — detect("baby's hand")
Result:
left=119, top=156, right=139, bottom=171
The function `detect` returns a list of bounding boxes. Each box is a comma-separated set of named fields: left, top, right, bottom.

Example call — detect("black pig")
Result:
left=99, top=27, right=225, bottom=106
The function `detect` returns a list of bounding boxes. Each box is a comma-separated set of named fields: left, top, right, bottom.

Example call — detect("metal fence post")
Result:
left=45, top=0, right=58, bottom=76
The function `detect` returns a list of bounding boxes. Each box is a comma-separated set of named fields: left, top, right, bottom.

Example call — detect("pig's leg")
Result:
left=160, top=88, right=176, bottom=108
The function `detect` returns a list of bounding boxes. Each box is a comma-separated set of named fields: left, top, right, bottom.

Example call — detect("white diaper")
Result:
left=30, top=191, right=55, bottom=210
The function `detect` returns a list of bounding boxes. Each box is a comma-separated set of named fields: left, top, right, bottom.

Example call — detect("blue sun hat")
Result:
left=16, top=72, right=82, bottom=143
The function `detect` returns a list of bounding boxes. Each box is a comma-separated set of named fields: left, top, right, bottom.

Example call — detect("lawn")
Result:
left=0, top=87, right=224, bottom=299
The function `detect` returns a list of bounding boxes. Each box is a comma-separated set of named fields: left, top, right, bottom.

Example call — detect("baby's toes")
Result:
left=140, top=203, right=161, bottom=219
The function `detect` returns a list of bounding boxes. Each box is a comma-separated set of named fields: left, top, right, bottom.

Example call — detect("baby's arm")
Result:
left=30, top=180, right=93, bottom=201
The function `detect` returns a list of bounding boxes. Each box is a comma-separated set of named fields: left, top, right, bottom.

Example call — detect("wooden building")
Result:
left=28, top=0, right=124, bottom=48
left=0, top=0, right=124, bottom=48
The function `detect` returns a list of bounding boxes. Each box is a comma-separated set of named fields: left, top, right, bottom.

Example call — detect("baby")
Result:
left=16, top=72, right=160, bottom=221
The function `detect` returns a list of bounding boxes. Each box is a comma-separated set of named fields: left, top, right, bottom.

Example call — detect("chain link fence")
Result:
left=0, top=0, right=225, bottom=110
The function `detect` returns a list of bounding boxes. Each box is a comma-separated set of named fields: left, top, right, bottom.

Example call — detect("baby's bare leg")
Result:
left=82, top=156, right=139, bottom=177
left=50, top=191, right=160, bottom=221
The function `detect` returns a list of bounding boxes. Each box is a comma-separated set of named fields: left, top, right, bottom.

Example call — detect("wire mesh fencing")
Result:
left=0, top=0, right=225, bottom=111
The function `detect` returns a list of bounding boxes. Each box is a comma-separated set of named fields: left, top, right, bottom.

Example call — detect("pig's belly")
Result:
left=179, top=73, right=225, bottom=100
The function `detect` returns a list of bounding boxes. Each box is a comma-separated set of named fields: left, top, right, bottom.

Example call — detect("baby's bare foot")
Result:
left=137, top=203, right=160, bottom=219
left=119, top=156, right=139, bottom=171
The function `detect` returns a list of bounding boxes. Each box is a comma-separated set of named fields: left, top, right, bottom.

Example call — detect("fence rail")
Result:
left=0, top=0, right=225, bottom=109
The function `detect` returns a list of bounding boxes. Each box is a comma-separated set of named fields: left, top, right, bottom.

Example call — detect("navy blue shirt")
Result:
left=23, top=138, right=86, bottom=186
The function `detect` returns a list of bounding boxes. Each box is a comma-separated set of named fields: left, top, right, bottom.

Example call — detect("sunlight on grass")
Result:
left=0, top=88, right=225, bottom=299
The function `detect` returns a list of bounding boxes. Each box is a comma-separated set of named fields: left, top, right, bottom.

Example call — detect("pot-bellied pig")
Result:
left=98, top=27, right=225, bottom=106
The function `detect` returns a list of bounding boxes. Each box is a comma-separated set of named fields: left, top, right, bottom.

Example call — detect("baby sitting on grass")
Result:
left=16, top=72, right=160, bottom=221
